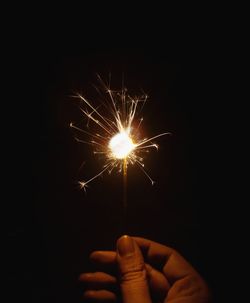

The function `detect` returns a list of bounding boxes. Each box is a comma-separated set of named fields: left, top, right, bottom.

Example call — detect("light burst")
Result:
left=70, top=75, right=171, bottom=192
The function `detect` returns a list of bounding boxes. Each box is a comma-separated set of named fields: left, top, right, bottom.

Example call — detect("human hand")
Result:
left=79, top=235, right=211, bottom=302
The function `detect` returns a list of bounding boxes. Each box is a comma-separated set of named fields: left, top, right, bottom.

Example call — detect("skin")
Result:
left=79, top=235, right=212, bottom=303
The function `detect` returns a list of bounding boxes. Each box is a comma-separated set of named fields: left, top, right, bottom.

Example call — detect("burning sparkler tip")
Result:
left=71, top=76, right=170, bottom=190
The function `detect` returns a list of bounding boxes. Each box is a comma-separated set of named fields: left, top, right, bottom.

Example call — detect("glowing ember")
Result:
left=109, top=130, right=135, bottom=159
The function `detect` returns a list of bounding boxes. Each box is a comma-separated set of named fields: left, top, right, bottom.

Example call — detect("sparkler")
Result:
left=70, top=76, right=170, bottom=224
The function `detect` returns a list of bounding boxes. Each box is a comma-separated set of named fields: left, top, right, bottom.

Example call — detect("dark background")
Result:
left=8, top=35, right=233, bottom=302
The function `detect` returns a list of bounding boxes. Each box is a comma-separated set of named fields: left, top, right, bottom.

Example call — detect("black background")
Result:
left=7, top=20, right=235, bottom=303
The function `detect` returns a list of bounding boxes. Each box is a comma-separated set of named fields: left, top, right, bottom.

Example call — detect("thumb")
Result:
left=116, top=235, right=152, bottom=303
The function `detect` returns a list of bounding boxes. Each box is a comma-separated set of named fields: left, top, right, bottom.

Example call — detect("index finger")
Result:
left=133, top=237, right=199, bottom=283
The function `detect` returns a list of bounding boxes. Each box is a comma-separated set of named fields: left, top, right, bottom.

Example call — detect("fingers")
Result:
left=90, top=249, right=170, bottom=297
left=79, top=272, right=117, bottom=288
left=145, top=263, right=170, bottom=300
left=90, top=251, right=116, bottom=266
left=116, top=235, right=152, bottom=303
left=86, top=236, right=200, bottom=299
left=132, top=236, right=174, bottom=266
left=133, top=237, right=199, bottom=284
left=80, top=272, right=118, bottom=302
left=90, top=251, right=117, bottom=276
left=83, top=289, right=117, bottom=302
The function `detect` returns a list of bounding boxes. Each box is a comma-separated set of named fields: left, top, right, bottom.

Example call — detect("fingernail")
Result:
left=117, top=235, right=135, bottom=257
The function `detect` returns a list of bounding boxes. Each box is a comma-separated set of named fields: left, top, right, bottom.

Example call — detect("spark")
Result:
left=70, top=76, right=171, bottom=190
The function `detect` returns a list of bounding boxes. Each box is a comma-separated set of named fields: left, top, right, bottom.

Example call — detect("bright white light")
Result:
left=109, top=130, right=135, bottom=159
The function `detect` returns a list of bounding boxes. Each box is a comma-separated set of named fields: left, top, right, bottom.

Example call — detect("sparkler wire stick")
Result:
left=123, top=158, right=127, bottom=231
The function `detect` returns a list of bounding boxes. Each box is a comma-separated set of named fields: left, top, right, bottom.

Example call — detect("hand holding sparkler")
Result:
left=79, top=235, right=212, bottom=303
